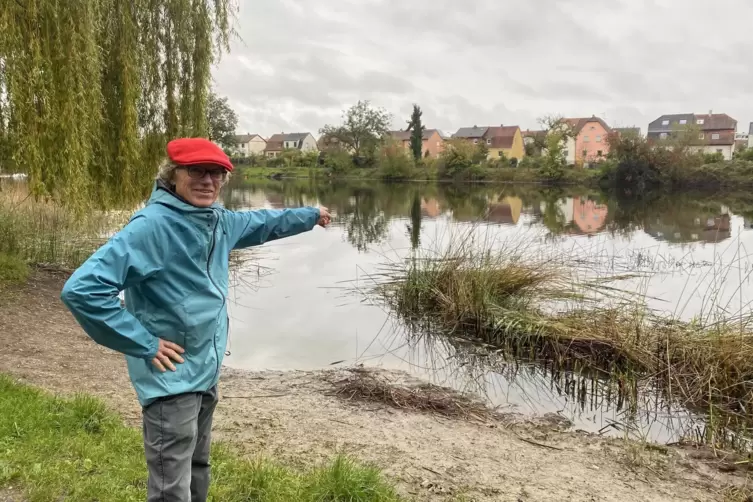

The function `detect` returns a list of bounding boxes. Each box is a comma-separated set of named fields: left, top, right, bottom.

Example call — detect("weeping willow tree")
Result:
left=0, top=0, right=234, bottom=208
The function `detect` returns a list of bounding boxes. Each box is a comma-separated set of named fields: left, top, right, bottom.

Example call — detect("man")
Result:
left=61, top=137, right=330, bottom=501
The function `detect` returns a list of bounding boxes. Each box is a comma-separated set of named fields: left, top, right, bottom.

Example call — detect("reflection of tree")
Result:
left=341, top=190, right=389, bottom=252
left=606, top=191, right=731, bottom=244
left=407, top=191, right=422, bottom=249
left=438, top=184, right=489, bottom=221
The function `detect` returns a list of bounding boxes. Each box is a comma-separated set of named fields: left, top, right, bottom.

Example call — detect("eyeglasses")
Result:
left=181, top=166, right=228, bottom=181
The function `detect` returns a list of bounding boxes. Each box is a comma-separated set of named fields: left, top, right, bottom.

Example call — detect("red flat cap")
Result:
left=167, top=137, right=234, bottom=172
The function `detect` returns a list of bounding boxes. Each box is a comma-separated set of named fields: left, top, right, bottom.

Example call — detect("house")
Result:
left=282, top=132, right=318, bottom=152
left=232, top=134, right=266, bottom=156
left=749, top=122, right=753, bottom=149
left=264, top=134, right=285, bottom=158
left=452, top=125, right=525, bottom=161
left=484, top=126, right=525, bottom=161
left=264, top=132, right=319, bottom=157
left=562, top=116, right=612, bottom=165
left=388, top=129, right=445, bottom=158
left=647, top=113, right=737, bottom=160
left=452, top=126, right=488, bottom=143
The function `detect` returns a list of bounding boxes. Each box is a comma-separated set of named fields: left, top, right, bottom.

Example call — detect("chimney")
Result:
left=709, top=109, right=713, bottom=116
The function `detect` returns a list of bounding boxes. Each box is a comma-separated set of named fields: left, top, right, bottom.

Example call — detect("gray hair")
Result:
left=156, top=159, right=231, bottom=185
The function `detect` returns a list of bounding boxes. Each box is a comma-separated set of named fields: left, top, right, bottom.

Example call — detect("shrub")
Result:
left=378, top=139, right=415, bottom=180
left=734, top=148, right=753, bottom=162
left=0, top=252, right=30, bottom=285
left=324, top=149, right=354, bottom=174
left=437, top=139, right=481, bottom=179
left=703, top=152, right=725, bottom=164
left=509, top=157, right=518, bottom=168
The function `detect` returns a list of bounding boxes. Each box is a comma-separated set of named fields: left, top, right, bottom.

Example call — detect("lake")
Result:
left=220, top=178, right=753, bottom=445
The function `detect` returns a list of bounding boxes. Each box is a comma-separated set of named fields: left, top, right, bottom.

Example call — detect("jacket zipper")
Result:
left=206, top=210, right=226, bottom=382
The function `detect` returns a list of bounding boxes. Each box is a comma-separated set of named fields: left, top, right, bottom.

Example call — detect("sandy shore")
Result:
left=0, top=269, right=749, bottom=501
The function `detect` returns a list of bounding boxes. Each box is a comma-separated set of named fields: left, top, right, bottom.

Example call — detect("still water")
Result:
left=220, top=179, right=753, bottom=444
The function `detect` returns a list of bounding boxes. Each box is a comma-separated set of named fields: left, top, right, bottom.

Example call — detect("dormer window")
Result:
left=679, top=119, right=687, bottom=125
left=696, top=119, right=704, bottom=125
left=662, top=120, right=669, bottom=126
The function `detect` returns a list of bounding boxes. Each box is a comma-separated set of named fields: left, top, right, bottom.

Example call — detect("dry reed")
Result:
left=377, top=233, right=753, bottom=443
left=332, top=368, right=498, bottom=421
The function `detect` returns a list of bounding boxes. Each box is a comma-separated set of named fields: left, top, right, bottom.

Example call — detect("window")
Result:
left=473, top=139, right=478, bottom=144
left=597, top=150, right=603, bottom=157
left=563, top=150, right=569, bottom=158
left=596, top=135, right=602, bottom=142
left=583, top=135, right=590, bottom=142
left=696, top=119, right=704, bottom=125
left=486, top=139, right=491, bottom=145
left=679, top=119, right=687, bottom=125
left=712, top=133, right=720, bottom=140
left=717, top=149, right=723, bottom=154
left=699, top=133, right=705, bottom=140
left=498, top=151, right=504, bottom=157
left=662, top=120, right=669, bottom=126
left=660, top=132, right=668, bottom=139
left=590, top=126, right=595, bottom=130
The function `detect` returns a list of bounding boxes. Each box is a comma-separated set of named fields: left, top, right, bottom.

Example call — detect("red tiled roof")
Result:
left=562, top=117, right=611, bottom=134
left=484, top=126, right=519, bottom=149
left=264, top=133, right=285, bottom=152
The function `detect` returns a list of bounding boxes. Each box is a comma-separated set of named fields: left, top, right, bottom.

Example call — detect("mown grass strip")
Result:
left=0, top=374, right=402, bottom=502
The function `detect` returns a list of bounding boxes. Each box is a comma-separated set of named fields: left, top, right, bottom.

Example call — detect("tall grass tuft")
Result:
left=0, top=180, right=130, bottom=270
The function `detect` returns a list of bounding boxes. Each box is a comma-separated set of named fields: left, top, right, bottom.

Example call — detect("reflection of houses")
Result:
left=644, top=213, right=731, bottom=244
left=420, top=198, right=442, bottom=218
left=486, top=196, right=523, bottom=225
left=571, top=197, right=608, bottom=234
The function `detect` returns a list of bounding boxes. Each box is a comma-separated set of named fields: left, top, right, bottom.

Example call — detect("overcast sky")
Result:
left=213, top=0, right=753, bottom=138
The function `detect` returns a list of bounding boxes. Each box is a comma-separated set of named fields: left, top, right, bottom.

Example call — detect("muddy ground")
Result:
left=0, top=270, right=750, bottom=501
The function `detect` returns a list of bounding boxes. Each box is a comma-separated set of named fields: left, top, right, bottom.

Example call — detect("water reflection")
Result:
left=222, top=180, right=738, bottom=249
left=221, top=178, right=753, bottom=446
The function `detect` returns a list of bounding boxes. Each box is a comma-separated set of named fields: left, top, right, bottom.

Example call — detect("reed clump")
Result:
left=379, top=241, right=753, bottom=432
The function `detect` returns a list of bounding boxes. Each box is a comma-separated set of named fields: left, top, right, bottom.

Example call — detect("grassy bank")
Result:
left=378, top=240, right=753, bottom=450
left=235, top=164, right=601, bottom=185
left=0, top=374, right=402, bottom=502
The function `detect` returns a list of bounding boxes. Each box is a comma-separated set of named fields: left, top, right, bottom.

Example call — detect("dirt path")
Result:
left=0, top=270, right=749, bottom=501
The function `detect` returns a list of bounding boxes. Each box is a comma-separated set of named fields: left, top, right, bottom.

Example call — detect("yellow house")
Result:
left=483, top=126, right=525, bottom=161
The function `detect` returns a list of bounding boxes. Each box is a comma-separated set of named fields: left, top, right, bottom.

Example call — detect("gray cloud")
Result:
left=214, top=0, right=753, bottom=137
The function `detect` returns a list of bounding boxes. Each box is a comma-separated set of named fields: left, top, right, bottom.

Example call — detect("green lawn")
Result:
left=0, top=375, right=403, bottom=501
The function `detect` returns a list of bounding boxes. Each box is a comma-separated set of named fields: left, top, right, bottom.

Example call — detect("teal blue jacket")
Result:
left=61, top=184, right=320, bottom=406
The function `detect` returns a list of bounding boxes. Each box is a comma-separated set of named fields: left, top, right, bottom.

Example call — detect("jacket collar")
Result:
left=147, top=181, right=222, bottom=213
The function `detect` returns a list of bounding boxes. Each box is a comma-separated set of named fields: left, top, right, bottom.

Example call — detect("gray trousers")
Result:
left=142, top=386, right=218, bottom=502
